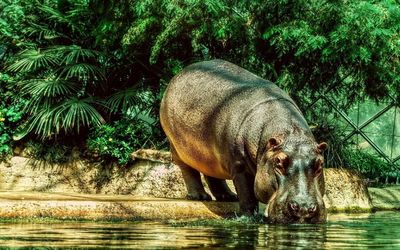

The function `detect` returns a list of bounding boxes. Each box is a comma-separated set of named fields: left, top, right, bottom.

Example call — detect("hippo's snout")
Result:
left=266, top=194, right=326, bottom=224
left=287, top=201, right=319, bottom=220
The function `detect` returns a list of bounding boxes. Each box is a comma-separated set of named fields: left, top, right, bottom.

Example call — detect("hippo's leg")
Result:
left=171, top=145, right=212, bottom=201
left=204, top=176, right=238, bottom=201
left=179, top=165, right=212, bottom=200
left=232, top=164, right=259, bottom=215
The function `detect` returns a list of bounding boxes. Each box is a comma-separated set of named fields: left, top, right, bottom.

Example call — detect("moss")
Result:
left=168, top=214, right=265, bottom=227
left=0, top=216, right=146, bottom=224
left=327, top=206, right=373, bottom=213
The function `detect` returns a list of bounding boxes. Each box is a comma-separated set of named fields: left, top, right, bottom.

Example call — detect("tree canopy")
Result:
left=0, top=0, right=399, bottom=170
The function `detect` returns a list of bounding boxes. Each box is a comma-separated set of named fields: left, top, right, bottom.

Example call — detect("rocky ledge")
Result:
left=0, top=151, right=396, bottom=220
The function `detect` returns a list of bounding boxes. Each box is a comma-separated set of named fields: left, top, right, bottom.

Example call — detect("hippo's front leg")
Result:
left=232, top=161, right=259, bottom=215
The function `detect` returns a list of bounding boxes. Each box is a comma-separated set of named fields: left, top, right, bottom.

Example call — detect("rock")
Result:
left=131, top=149, right=172, bottom=163
left=368, top=186, right=400, bottom=210
left=13, top=146, right=22, bottom=156
left=0, top=156, right=373, bottom=212
left=0, top=192, right=239, bottom=220
left=323, top=168, right=372, bottom=212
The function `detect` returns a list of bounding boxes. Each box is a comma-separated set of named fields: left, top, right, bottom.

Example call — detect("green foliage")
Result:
left=24, top=140, right=72, bottom=164
left=1, top=0, right=399, bottom=174
left=258, top=0, right=400, bottom=106
left=1, top=0, right=160, bottom=142
left=0, top=73, right=25, bottom=159
left=342, top=148, right=398, bottom=183
left=310, top=122, right=348, bottom=168
left=121, top=0, right=400, bottom=107
left=87, top=115, right=164, bottom=165
left=1, top=1, right=106, bottom=139
left=311, top=116, right=399, bottom=183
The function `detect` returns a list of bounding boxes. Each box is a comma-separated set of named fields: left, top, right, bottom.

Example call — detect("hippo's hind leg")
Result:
left=171, top=145, right=212, bottom=201
left=204, top=176, right=238, bottom=201
left=179, top=165, right=212, bottom=201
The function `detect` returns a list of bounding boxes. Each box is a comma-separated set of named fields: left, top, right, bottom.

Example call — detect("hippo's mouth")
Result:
left=264, top=198, right=327, bottom=224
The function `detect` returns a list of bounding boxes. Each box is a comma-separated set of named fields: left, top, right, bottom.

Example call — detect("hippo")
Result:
left=160, top=59, right=327, bottom=224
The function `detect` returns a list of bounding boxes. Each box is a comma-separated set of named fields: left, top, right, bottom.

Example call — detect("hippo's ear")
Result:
left=317, top=142, right=328, bottom=153
left=267, top=137, right=282, bottom=151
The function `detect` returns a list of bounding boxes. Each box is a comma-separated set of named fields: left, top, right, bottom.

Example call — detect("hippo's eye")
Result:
left=274, top=162, right=285, bottom=175
left=274, top=153, right=289, bottom=176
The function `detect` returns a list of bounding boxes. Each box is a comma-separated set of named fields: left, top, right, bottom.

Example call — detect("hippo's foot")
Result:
left=204, top=176, right=238, bottom=202
left=240, top=204, right=259, bottom=216
left=186, top=191, right=212, bottom=201
left=175, top=159, right=212, bottom=201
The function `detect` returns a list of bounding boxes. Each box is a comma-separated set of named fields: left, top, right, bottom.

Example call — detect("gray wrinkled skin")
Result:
left=160, top=59, right=327, bottom=224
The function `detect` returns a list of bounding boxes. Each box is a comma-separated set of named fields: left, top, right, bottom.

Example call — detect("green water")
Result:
left=0, top=212, right=399, bottom=249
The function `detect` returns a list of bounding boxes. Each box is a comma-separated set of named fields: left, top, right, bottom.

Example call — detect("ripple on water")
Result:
left=0, top=212, right=399, bottom=249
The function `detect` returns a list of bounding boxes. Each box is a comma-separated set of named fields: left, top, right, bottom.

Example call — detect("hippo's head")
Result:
left=255, top=136, right=328, bottom=224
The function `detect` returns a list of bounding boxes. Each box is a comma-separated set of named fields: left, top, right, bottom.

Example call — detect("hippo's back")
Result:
left=160, top=59, right=296, bottom=179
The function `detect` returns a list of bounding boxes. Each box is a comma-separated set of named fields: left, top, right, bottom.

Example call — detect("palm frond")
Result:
left=25, top=107, right=58, bottom=138
left=21, top=97, right=105, bottom=138
left=105, top=88, right=154, bottom=114
left=55, top=97, right=105, bottom=133
left=64, top=45, right=100, bottom=64
left=23, top=97, right=52, bottom=115
left=20, top=78, right=78, bottom=98
left=38, top=5, right=81, bottom=34
left=7, top=49, right=60, bottom=72
left=57, top=63, right=105, bottom=80
left=25, top=23, right=65, bottom=40
left=48, top=45, right=100, bottom=64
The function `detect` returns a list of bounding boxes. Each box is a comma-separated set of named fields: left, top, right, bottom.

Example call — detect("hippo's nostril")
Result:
left=308, top=204, right=317, bottom=215
left=289, top=202, right=300, bottom=213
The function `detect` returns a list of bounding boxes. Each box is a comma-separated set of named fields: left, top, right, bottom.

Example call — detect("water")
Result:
left=0, top=212, right=399, bottom=249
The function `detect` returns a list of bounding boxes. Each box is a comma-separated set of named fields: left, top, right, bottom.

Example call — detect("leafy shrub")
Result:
left=310, top=122, right=348, bottom=168
left=23, top=141, right=72, bottom=164
left=342, top=148, right=399, bottom=184
left=1, top=0, right=399, bottom=176
left=0, top=73, right=25, bottom=159
left=311, top=118, right=399, bottom=184
left=87, top=115, right=165, bottom=165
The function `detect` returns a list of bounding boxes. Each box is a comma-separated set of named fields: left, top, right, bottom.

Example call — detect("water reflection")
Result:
left=0, top=212, right=399, bottom=249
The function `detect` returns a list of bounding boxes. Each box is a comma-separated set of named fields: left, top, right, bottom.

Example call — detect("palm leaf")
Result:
left=20, top=79, right=78, bottom=98
left=38, top=5, right=81, bottom=34
left=63, top=45, right=100, bottom=64
left=55, top=97, right=105, bottom=133
left=48, top=45, right=100, bottom=64
left=25, top=107, right=58, bottom=138
left=7, top=49, right=60, bottom=73
left=18, top=98, right=104, bottom=139
left=57, top=63, right=105, bottom=80
left=105, top=88, right=154, bottom=113
left=25, top=23, right=64, bottom=40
